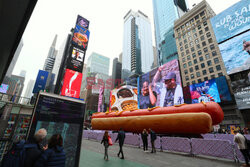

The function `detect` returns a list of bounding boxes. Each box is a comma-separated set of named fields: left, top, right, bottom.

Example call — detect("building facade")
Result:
left=174, top=0, right=227, bottom=87
left=153, top=0, right=187, bottom=65
left=43, top=35, right=58, bottom=72
left=112, top=58, right=122, bottom=88
left=122, top=10, right=154, bottom=80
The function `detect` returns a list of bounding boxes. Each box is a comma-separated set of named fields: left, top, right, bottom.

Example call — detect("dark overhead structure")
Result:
left=0, top=0, right=38, bottom=83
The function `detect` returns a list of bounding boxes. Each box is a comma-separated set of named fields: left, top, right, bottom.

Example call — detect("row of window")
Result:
left=183, top=58, right=221, bottom=70
left=182, top=51, right=218, bottom=63
left=184, top=65, right=222, bottom=77
left=185, top=72, right=223, bottom=86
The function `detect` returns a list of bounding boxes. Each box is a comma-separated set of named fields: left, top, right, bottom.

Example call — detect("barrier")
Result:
left=162, top=137, right=191, bottom=153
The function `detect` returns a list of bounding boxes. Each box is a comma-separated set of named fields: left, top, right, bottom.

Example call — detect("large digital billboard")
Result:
left=72, top=25, right=90, bottom=50
left=61, top=69, right=82, bottom=98
left=210, top=0, right=250, bottom=43
left=189, top=79, right=221, bottom=104
left=215, top=76, right=232, bottom=102
left=138, top=59, right=183, bottom=108
left=33, top=70, right=49, bottom=93
left=231, top=72, right=250, bottom=109
left=76, top=15, right=89, bottom=29
left=0, top=84, right=9, bottom=93
left=66, top=46, right=85, bottom=72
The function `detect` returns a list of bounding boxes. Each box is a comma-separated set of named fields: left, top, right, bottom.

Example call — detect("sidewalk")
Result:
left=80, top=139, right=240, bottom=167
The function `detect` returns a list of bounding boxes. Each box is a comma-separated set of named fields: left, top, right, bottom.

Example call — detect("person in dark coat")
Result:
left=115, top=128, right=126, bottom=159
left=149, top=128, right=156, bottom=153
left=101, top=131, right=110, bottom=161
left=141, top=129, right=148, bottom=152
left=24, top=128, right=48, bottom=167
left=35, top=134, right=66, bottom=167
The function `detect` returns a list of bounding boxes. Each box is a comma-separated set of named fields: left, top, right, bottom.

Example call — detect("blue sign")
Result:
left=215, top=76, right=232, bottom=102
left=211, top=0, right=250, bottom=43
left=33, top=70, right=49, bottom=93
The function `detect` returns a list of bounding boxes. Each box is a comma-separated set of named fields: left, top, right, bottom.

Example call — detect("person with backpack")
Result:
left=34, top=134, right=66, bottom=167
left=115, top=128, right=125, bottom=159
left=1, top=128, right=47, bottom=167
left=101, top=131, right=110, bottom=161
left=149, top=128, right=156, bottom=153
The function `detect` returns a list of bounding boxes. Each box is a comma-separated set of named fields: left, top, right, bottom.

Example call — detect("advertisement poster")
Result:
left=231, top=73, right=250, bottom=109
left=219, top=30, right=250, bottom=74
left=0, top=84, right=9, bottom=93
left=189, top=79, right=221, bottom=103
left=210, top=0, right=250, bottom=43
left=215, top=76, right=232, bottom=102
left=76, top=15, right=89, bottom=29
left=66, top=46, right=85, bottom=72
left=98, top=86, right=104, bottom=112
left=33, top=70, right=49, bottom=93
left=138, top=59, right=183, bottom=108
left=110, top=85, right=138, bottom=112
left=72, top=25, right=90, bottom=50
left=61, top=69, right=82, bottom=98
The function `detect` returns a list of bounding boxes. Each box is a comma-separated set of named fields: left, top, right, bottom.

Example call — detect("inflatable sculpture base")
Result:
left=91, top=102, right=224, bottom=134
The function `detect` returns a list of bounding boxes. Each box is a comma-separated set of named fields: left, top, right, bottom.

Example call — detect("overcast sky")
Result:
left=12, top=0, right=240, bottom=96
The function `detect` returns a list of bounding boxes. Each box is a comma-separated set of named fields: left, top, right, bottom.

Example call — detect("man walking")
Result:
left=149, top=128, right=156, bottom=153
left=234, top=130, right=250, bottom=166
left=115, top=128, right=126, bottom=159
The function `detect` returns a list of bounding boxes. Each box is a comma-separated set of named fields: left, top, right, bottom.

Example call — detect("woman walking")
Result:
left=101, top=131, right=110, bottom=161
left=141, top=129, right=148, bottom=152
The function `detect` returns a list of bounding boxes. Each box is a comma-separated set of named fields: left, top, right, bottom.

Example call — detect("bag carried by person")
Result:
left=108, top=136, right=113, bottom=146
left=244, top=136, right=250, bottom=149
left=1, top=140, right=37, bottom=167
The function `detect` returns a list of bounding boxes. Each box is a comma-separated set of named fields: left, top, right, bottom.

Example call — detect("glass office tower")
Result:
left=153, top=0, right=187, bottom=65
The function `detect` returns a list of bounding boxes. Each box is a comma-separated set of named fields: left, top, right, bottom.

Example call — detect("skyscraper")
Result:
left=122, top=10, right=154, bottom=80
left=153, top=0, right=187, bottom=65
left=43, top=35, right=58, bottom=72
left=112, top=57, right=122, bottom=88
left=86, top=52, right=110, bottom=75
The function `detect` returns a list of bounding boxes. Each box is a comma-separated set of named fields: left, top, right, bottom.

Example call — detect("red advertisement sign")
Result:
left=61, top=69, right=82, bottom=98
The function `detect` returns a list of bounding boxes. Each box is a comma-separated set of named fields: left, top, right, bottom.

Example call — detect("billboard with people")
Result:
left=189, top=79, right=221, bottom=104
left=138, top=59, right=183, bottom=109
left=76, top=15, right=89, bottom=29
left=66, top=46, right=85, bottom=72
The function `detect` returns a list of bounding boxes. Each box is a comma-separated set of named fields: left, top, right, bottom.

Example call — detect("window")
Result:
left=204, top=77, right=208, bottom=81
left=185, top=76, right=189, bottom=81
left=195, top=65, right=199, bottom=70
left=210, top=44, right=215, bottom=50
left=199, top=56, right=204, bottom=62
left=202, top=41, right=206, bottom=47
left=216, top=65, right=221, bottom=71
left=184, top=39, right=187, bottom=44
left=203, top=21, right=207, bottom=26
left=212, top=51, right=217, bottom=56
left=214, top=58, right=219, bottom=64
left=188, top=36, right=192, bottom=41
left=192, top=53, right=196, bottom=58
left=200, top=35, right=205, bottom=41
left=187, top=55, right=191, bottom=60
left=184, top=69, right=188, bottom=74
left=190, top=41, right=194, bottom=47
left=205, top=27, right=209, bottom=31
left=208, top=38, right=213, bottom=43
left=191, top=47, right=195, bottom=52
left=186, top=50, right=190, bottom=54
left=190, top=18, right=194, bottom=23
left=192, top=81, right=196, bottom=84
left=192, top=29, right=196, bottom=33
left=182, top=57, right=186, bottom=62
left=205, top=54, right=210, bottom=59
left=188, top=61, right=192, bottom=66
left=187, top=31, right=191, bottom=36
left=207, top=60, right=212, bottom=66
left=191, top=74, right=194, bottom=79
left=202, top=70, right=207, bottom=75
left=199, top=30, right=203, bottom=35
left=211, top=75, right=215, bottom=79
left=218, top=72, right=223, bottom=77
left=185, top=44, right=188, bottom=49
left=198, top=50, right=202, bottom=55
left=200, top=11, right=205, bottom=17
left=203, top=47, right=208, bottom=53
left=195, top=39, right=199, bottom=44
left=198, top=79, right=202, bottom=83
left=179, top=42, right=183, bottom=46
left=202, top=16, right=206, bottom=21
left=196, top=44, right=200, bottom=49
left=186, top=82, right=190, bottom=86
left=197, top=20, right=201, bottom=25
left=183, top=64, right=187, bottom=68
left=181, top=52, right=185, bottom=57
left=194, top=59, right=198, bottom=64
left=198, top=25, right=201, bottom=30
left=178, top=37, right=181, bottom=41
left=201, top=63, right=205, bottom=68
left=181, top=25, right=184, bottom=29
left=209, top=67, right=214, bottom=73
left=195, top=15, right=199, bottom=20
left=206, top=32, right=211, bottom=38
left=183, top=34, right=186, bottom=39
left=189, top=67, right=193, bottom=72
left=193, top=33, right=197, bottom=38
left=196, top=72, right=201, bottom=77
left=180, top=47, right=183, bottom=51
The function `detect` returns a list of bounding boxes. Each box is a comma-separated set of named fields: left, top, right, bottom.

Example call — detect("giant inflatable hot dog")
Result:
left=91, top=102, right=224, bottom=134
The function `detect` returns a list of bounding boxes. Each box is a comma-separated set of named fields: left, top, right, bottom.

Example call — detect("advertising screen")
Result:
left=0, top=84, right=9, bottom=93
left=72, top=25, right=90, bottom=50
left=28, top=92, right=85, bottom=167
left=76, top=15, right=89, bottom=29
left=219, top=30, right=250, bottom=74
left=66, top=46, right=85, bottom=72
left=61, top=69, right=82, bottom=98
left=210, top=0, right=250, bottom=43
left=33, top=70, right=49, bottom=93
left=138, top=59, right=183, bottom=108
left=189, top=79, right=221, bottom=103
left=98, top=86, right=104, bottom=112
left=215, top=76, right=232, bottom=102
left=231, top=73, right=250, bottom=109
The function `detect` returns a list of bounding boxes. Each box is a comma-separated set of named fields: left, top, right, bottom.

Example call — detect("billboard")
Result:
left=138, top=59, right=183, bottom=108
left=66, top=46, right=85, bottom=72
left=210, top=0, right=250, bottom=43
left=33, top=70, right=49, bottom=93
left=0, top=84, right=9, bottom=93
left=98, top=86, right=104, bottom=112
left=76, top=15, right=89, bottom=29
left=231, top=72, right=250, bottom=109
left=61, top=69, right=82, bottom=98
left=189, top=79, right=221, bottom=104
left=215, top=76, right=232, bottom=102
left=219, top=30, right=250, bottom=74
left=72, top=25, right=90, bottom=50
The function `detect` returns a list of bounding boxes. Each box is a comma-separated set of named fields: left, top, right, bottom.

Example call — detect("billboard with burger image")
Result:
left=72, top=25, right=90, bottom=50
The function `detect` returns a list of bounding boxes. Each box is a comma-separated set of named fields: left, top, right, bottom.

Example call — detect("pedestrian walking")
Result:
left=141, top=129, right=148, bottom=152
left=149, top=128, right=156, bottom=153
left=115, top=128, right=126, bottom=159
left=234, top=130, right=250, bottom=167
left=34, top=134, right=66, bottom=167
left=101, top=131, right=110, bottom=161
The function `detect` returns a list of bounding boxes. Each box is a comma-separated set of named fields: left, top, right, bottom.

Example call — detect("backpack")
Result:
left=1, top=140, right=37, bottom=167
left=244, top=136, right=250, bottom=149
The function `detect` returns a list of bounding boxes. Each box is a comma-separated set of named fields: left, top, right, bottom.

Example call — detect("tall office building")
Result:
left=19, top=70, right=26, bottom=78
left=23, top=79, right=35, bottom=98
left=174, top=0, right=227, bottom=86
left=86, top=52, right=110, bottom=75
left=43, top=35, right=58, bottom=72
left=122, top=10, right=154, bottom=80
left=112, top=57, right=122, bottom=88
left=153, top=0, right=187, bottom=65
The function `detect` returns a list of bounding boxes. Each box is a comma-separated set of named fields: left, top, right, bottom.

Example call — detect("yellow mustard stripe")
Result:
left=174, top=103, right=187, bottom=107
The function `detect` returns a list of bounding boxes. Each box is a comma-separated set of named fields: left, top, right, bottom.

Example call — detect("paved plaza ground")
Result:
left=80, top=139, right=242, bottom=167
